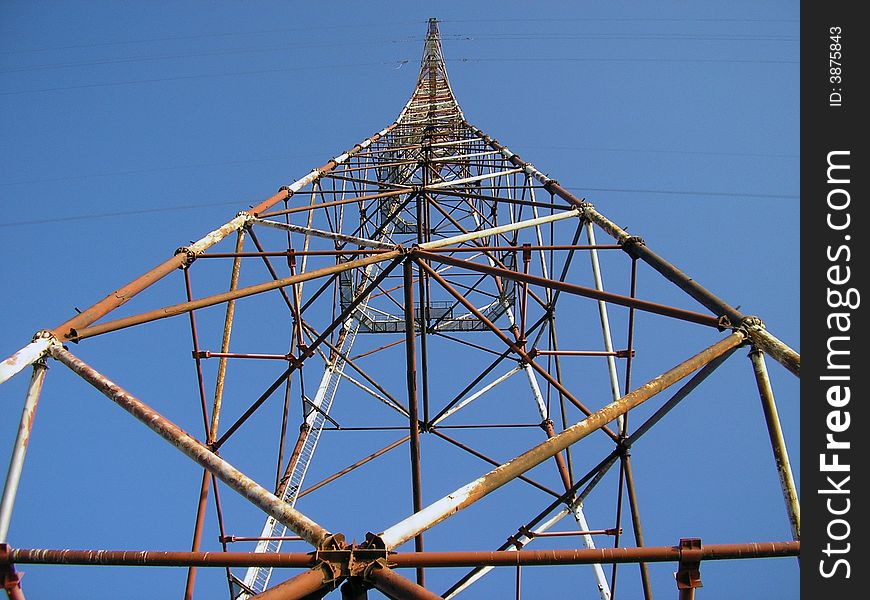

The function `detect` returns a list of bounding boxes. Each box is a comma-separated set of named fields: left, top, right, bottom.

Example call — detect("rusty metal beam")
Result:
left=47, top=345, right=333, bottom=548
left=1, top=540, right=800, bottom=568
left=403, top=259, right=426, bottom=586
left=252, top=566, right=333, bottom=600
left=210, top=228, right=246, bottom=445
left=70, top=250, right=401, bottom=340
left=297, top=435, right=410, bottom=500
left=415, top=250, right=721, bottom=329
left=366, top=565, right=443, bottom=600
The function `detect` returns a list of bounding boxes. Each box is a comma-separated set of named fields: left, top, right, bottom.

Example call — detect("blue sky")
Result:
left=1, top=2, right=799, bottom=599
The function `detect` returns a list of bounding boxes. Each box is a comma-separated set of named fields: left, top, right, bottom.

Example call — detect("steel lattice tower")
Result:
left=0, top=19, right=799, bottom=600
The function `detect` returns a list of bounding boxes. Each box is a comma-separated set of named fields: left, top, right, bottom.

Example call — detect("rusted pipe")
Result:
left=47, top=345, right=333, bottom=548
left=183, top=471, right=211, bottom=600
left=1, top=540, right=799, bottom=568
left=403, top=259, right=426, bottom=586
left=297, top=435, right=409, bottom=500
left=379, top=332, right=746, bottom=549
left=422, top=245, right=621, bottom=253
left=70, top=251, right=401, bottom=340
left=251, top=566, right=332, bottom=600
left=415, top=250, right=721, bottom=329
left=210, top=228, right=246, bottom=444
left=623, top=455, right=653, bottom=600
left=388, top=541, right=800, bottom=567
left=366, top=564, right=443, bottom=600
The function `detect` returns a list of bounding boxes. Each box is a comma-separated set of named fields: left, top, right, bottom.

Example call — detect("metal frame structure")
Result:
left=0, top=19, right=799, bottom=599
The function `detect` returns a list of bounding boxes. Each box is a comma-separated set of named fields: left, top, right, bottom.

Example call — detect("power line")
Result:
left=1, top=53, right=798, bottom=96
left=0, top=200, right=248, bottom=229
left=448, top=56, right=799, bottom=66
left=442, top=33, right=799, bottom=42
left=0, top=154, right=327, bottom=187
left=0, top=16, right=796, bottom=56
left=1, top=185, right=797, bottom=229
left=0, top=32, right=799, bottom=75
left=0, top=21, right=428, bottom=55
left=0, top=143, right=796, bottom=187
left=440, top=17, right=799, bottom=24
left=512, top=144, right=798, bottom=160
left=565, top=186, right=798, bottom=199
left=0, top=60, right=401, bottom=96
left=0, top=37, right=423, bottom=75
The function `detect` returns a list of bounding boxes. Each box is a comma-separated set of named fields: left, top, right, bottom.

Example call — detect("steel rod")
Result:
left=72, top=251, right=401, bottom=340
left=251, top=567, right=330, bottom=600
left=209, top=229, right=246, bottom=445
left=423, top=244, right=621, bottom=253
left=1, top=541, right=800, bottom=568
left=0, top=362, right=48, bottom=542
left=429, top=430, right=561, bottom=499
left=367, top=565, right=443, bottom=600
left=623, top=455, right=653, bottom=600
left=183, top=470, right=211, bottom=600
left=403, top=260, right=426, bottom=585
left=200, top=250, right=389, bottom=258
left=416, top=250, right=721, bottom=329
left=297, top=435, right=410, bottom=500
left=748, top=349, right=800, bottom=539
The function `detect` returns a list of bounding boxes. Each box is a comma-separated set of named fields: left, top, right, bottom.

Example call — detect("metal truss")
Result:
left=0, top=18, right=799, bottom=600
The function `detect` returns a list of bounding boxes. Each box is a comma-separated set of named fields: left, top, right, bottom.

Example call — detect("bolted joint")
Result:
left=617, top=440, right=631, bottom=457
left=506, top=533, right=526, bottom=550
left=360, top=557, right=392, bottom=583
left=235, top=210, right=255, bottom=227
left=620, top=235, right=646, bottom=258
left=675, top=538, right=704, bottom=591
left=31, top=330, right=60, bottom=351
left=522, top=242, right=533, bottom=264
left=318, top=532, right=347, bottom=552
left=312, top=558, right=344, bottom=589
left=174, top=246, right=197, bottom=268
left=0, top=544, right=24, bottom=595
left=278, top=185, right=295, bottom=197
left=570, top=199, right=595, bottom=218
left=739, top=315, right=766, bottom=331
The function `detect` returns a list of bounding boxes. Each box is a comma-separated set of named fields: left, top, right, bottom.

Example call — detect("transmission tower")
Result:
left=0, top=19, right=799, bottom=600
